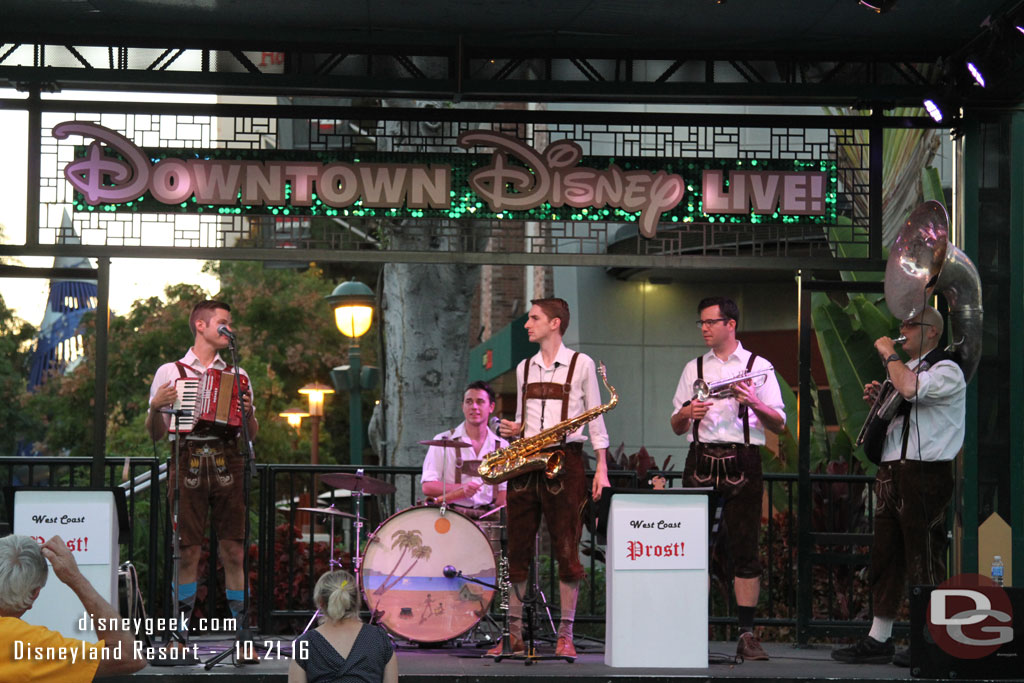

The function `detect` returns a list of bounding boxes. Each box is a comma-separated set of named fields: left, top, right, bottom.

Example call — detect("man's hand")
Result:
left=41, top=535, right=84, bottom=587
left=462, top=481, right=481, bottom=497
left=688, top=400, right=712, bottom=420
left=592, top=449, right=610, bottom=501
left=863, top=380, right=882, bottom=405
left=874, top=337, right=897, bottom=362
left=498, top=419, right=521, bottom=439
left=732, top=379, right=758, bottom=407
left=150, top=382, right=178, bottom=412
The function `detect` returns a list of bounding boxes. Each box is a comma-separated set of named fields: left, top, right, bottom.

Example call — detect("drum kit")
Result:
left=298, top=441, right=511, bottom=646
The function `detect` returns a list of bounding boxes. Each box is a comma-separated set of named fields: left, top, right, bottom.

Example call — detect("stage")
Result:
left=102, top=635, right=936, bottom=682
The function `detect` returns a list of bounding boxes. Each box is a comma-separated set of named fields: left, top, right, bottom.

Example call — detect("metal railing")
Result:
left=1, top=458, right=882, bottom=642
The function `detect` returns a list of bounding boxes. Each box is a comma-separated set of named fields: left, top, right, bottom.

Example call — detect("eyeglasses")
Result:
left=695, top=318, right=729, bottom=328
left=899, top=321, right=933, bottom=329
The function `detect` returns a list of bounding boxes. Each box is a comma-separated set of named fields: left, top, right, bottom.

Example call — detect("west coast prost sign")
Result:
left=57, top=122, right=836, bottom=238
left=612, top=509, right=707, bottom=570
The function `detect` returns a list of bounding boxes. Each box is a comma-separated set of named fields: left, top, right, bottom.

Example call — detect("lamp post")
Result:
left=326, top=279, right=378, bottom=465
left=298, top=382, right=334, bottom=466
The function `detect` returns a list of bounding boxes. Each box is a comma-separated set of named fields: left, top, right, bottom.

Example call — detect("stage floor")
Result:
left=104, top=635, right=931, bottom=683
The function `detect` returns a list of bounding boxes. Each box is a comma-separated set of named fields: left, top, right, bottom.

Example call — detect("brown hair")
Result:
left=189, top=300, right=231, bottom=336
left=530, top=298, right=570, bottom=336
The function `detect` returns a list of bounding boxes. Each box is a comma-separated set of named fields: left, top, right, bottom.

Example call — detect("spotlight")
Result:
left=923, top=98, right=943, bottom=123
left=1017, top=25, right=1024, bottom=36
left=965, top=58, right=986, bottom=87
left=858, top=0, right=897, bottom=13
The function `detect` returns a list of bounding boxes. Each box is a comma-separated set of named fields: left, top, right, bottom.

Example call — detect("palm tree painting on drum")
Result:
left=360, top=508, right=497, bottom=642
left=374, top=530, right=433, bottom=596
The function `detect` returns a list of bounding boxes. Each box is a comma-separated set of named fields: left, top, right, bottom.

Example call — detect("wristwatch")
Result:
left=884, top=353, right=900, bottom=365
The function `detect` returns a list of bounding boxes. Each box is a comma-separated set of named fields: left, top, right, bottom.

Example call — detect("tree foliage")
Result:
left=0, top=295, right=38, bottom=454
left=16, top=261, right=379, bottom=465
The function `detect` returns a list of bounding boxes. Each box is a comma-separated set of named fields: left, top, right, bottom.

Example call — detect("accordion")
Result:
left=169, top=368, right=249, bottom=437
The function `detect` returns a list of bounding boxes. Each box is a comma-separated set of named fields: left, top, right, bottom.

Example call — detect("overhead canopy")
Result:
left=3, top=0, right=1024, bottom=107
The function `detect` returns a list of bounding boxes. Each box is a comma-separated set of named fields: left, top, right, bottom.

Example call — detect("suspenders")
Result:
left=519, top=352, right=580, bottom=438
left=691, top=352, right=759, bottom=446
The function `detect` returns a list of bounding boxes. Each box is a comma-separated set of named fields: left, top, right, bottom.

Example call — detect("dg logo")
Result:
left=927, top=573, right=1014, bottom=659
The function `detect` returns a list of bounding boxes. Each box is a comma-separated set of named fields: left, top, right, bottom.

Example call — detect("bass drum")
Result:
left=360, top=505, right=496, bottom=643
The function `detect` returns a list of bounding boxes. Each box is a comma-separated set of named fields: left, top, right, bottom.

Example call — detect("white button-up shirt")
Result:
left=148, top=348, right=255, bottom=439
left=881, top=357, right=965, bottom=463
left=670, top=341, right=785, bottom=446
left=514, top=344, right=610, bottom=450
left=421, top=421, right=508, bottom=507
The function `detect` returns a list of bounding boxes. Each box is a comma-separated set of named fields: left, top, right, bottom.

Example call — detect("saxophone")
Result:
left=477, top=363, right=618, bottom=484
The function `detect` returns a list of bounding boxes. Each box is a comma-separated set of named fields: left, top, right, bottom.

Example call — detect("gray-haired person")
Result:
left=289, top=570, right=397, bottom=683
left=0, top=534, right=145, bottom=679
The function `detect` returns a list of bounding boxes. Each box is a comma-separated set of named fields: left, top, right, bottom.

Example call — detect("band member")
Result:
left=146, top=300, right=257, bottom=649
left=670, top=296, right=785, bottom=661
left=490, top=297, right=611, bottom=659
left=421, top=380, right=508, bottom=516
left=832, top=306, right=966, bottom=665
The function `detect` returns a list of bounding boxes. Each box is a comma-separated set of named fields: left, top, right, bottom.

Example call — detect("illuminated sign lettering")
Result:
left=56, top=121, right=836, bottom=237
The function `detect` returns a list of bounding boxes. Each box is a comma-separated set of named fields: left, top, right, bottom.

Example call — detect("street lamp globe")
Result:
left=326, top=279, right=375, bottom=338
left=299, top=381, right=335, bottom=417
left=278, top=407, right=309, bottom=430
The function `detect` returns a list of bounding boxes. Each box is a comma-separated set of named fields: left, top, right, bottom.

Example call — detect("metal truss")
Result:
left=0, top=42, right=953, bottom=107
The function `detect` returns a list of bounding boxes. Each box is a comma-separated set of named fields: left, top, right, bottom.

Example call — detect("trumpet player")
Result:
left=670, top=296, right=785, bottom=662
left=831, top=306, right=966, bottom=666
left=489, top=297, right=610, bottom=660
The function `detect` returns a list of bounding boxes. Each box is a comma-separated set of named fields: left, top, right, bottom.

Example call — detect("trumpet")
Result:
left=691, top=367, right=774, bottom=401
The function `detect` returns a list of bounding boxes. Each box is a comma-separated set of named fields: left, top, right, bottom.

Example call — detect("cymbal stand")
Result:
left=296, top=510, right=349, bottom=637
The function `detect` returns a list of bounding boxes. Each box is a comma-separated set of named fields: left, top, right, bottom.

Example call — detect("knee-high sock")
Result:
left=558, top=579, right=579, bottom=640
left=508, top=581, right=526, bottom=639
left=869, top=616, right=894, bottom=642
left=226, top=589, right=245, bottom=622
left=177, top=582, right=197, bottom=639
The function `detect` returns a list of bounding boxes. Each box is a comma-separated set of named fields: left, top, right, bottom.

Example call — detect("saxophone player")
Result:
left=669, top=296, right=785, bottom=662
left=831, top=306, right=966, bottom=666
left=488, top=297, right=610, bottom=659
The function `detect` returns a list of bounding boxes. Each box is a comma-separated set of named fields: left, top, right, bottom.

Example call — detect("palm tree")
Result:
left=373, top=529, right=422, bottom=596
left=378, top=543, right=433, bottom=595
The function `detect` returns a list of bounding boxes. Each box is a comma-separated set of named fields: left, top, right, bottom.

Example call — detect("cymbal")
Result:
left=321, top=472, right=396, bottom=495
left=297, top=506, right=359, bottom=520
left=419, top=438, right=471, bottom=449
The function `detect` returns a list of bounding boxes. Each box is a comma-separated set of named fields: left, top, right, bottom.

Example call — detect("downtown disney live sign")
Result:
left=56, top=122, right=838, bottom=238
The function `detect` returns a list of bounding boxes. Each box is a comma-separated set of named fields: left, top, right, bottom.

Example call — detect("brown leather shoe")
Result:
left=555, top=636, right=577, bottom=659
left=737, top=632, right=769, bottom=661
left=486, top=635, right=524, bottom=656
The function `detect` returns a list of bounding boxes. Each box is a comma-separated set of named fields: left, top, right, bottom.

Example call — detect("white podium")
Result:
left=605, top=490, right=709, bottom=667
left=12, top=488, right=125, bottom=643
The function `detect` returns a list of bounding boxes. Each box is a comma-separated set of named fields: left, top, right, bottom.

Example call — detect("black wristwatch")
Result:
left=884, top=353, right=900, bottom=366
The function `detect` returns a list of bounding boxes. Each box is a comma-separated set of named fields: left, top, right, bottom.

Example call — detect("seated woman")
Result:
left=289, top=570, right=398, bottom=683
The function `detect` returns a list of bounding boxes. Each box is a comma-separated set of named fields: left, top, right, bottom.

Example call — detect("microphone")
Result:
left=488, top=416, right=501, bottom=434
left=442, top=565, right=458, bottom=579
left=217, top=325, right=236, bottom=341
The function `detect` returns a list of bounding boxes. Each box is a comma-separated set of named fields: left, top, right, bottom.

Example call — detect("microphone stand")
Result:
left=153, top=406, right=195, bottom=663
left=205, top=335, right=258, bottom=669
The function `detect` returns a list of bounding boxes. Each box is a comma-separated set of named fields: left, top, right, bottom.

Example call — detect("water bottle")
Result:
left=991, top=555, right=1004, bottom=587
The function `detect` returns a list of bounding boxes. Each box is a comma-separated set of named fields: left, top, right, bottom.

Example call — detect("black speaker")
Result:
left=910, top=584, right=1024, bottom=678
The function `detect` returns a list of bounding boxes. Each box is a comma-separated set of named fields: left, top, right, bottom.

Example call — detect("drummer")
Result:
left=421, top=381, right=508, bottom=518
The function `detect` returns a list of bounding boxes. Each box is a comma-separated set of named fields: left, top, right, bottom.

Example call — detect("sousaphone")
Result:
left=883, top=200, right=983, bottom=381
left=856, top=201, right=983, bottom=462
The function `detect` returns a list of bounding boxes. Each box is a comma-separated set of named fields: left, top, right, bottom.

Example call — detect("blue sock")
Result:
left=226, top=589, right=245, bottom=620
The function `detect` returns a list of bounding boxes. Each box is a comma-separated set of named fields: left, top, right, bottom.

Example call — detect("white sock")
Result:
left=558, top=580, right=580, bottom=640
left=868, top=616, right=894, bottom=642
left=508, top=581, right=526, bottom=639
